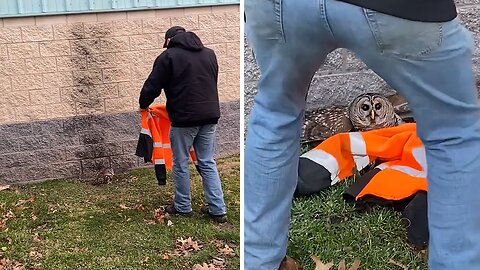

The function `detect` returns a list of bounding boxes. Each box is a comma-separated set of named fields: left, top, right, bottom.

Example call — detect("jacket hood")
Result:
left=167, top=32, right=204, bottom=51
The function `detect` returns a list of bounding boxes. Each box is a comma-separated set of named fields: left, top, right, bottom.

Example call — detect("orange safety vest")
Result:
left=296, top=123, right=429, bottom=247
left=135, top=104, right=198, bottom=185
left=297, top=123, right=427, bottom=200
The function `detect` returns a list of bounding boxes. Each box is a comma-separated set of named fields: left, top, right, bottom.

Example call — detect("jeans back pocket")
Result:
left=245, top=0, right=285, bottom=42
left=364, top=9, right=443, bottom=58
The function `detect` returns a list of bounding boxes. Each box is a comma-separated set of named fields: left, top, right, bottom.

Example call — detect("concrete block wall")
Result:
left=244, top=2, right=480, bottom=121
left=0, top=5, right=240, bottom=184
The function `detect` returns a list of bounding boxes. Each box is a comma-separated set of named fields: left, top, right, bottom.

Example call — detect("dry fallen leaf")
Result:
left=144, top=219, right=156, bottom=225
left=348, top=259, right=361, bottom=270
left=312, top=256, right=334, bottom=270
left=30, top=263, right=42, bottom=270
left=192, top=263, right=206, bottom=270
left=388, top=259, right=410, bottom=270
left=4, top=211, right=15, bottom=220
left=161, top=237, right=204, bottom=260
left=135, top=204, right=145, bottom=211
left=15, top=197, right=35, bottom=208
left=219, top=244, right=235, bottom=257
left=338, top=259, right=361, bottom=270
left=311, top=257, right=361, bottom=270
left=175, top=237, right=203, bottom=256
left=212, top=257, right=225, bottom=267
left=29, top=250, right=43, bottom=260
left=0, top=185, right=10, bottom=192
left=0, top=257, right=25, bottom=270
left=192, top=263, right=218, bottom=270
left=119, top=204, right=130, bottom=210
left=188, top=237, right=202, bottom=251
left=31, top=213, right=38, bottom=221
left=211, top=239, right=224, bottom=249
left=167, top=220, right=173, bottom=227
left=154, top=209, right=166, bottom=224
left=193, top=258, right=225, bottom=270
left=0, top=210, right=17, bottom=232
left=33, top=233, right=44, bottom=243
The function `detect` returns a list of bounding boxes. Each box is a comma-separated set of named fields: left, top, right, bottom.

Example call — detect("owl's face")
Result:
left=348, top=94, right=397, bottom=131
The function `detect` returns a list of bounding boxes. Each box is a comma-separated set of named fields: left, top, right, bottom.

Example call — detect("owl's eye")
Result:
left=374, top=103, right=382, bottom=110
left=361, top=104, right=370, bottom=111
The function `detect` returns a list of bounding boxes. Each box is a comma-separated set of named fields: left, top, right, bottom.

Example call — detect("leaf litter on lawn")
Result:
left=160, top=237, right=203, bottom=259
left=311, top=256, right=361, bottom=270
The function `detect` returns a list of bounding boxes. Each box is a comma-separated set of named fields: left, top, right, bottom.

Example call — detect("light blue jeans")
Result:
left=169, top=124, right=227, bottom=215
left=244, top=0, right=480, bottom=269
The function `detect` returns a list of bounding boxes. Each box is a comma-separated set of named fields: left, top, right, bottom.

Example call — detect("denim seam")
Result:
left=363, top=9, right=385, bottom=55
left=418, top=23, right=443, bottom=56
left=415, top=23, right=442, bottom=57
left=274, top=0, right=286, bottom=43
left=319, top=0, right=335, bottom=40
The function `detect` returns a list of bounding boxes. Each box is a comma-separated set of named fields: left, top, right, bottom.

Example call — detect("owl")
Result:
left=348, top=93, right=403, bottom=131
left=90, top=167, right=115, bottom=186
left=303, top=93, right=405, bottom=143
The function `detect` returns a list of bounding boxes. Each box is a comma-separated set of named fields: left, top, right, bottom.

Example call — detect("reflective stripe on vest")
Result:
left=153, top=142, right=171, bottom=148
left=349, top=132, right=370, bottom=171
left=155, top=159, right=166, bottom=165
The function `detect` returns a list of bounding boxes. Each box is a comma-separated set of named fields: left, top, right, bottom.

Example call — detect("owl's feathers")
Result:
left=303, top=93, right=408, bottom=143
left=303, top=107, right=353, bottom=142
left=90, top=167, right=115, bottom=186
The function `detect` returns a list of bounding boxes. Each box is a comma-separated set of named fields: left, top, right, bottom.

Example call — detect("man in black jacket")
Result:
left=139, top=26, right=227, bottom=223
left=244, top=0, right=479, bottom=269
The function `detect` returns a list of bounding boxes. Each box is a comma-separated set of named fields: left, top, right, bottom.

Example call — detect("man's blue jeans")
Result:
left=169, top=124, right=227, bottom=216
left=244, top=0, right=480, bottom=269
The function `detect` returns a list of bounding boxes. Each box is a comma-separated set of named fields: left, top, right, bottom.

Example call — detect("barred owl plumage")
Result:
left=90, top=167, right=115, bottom=186
left=348, top=93, right=403, bottom=132
left=303, top=93, right=404, bottom=143
left=303, top=107, right=353, bottom=142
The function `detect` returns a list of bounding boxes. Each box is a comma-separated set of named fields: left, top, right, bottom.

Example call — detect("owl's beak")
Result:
left=370, top=110, right=375, bottom=120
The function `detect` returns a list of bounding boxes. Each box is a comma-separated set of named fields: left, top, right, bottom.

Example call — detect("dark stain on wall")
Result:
left=67, top=24, right=116, bottom=177
left=70, top=25, right=112, bottom=114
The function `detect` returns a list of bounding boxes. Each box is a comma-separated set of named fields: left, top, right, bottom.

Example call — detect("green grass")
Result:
left=288, top=179, right=427, bottom=270
left=0, top=156, right=240, bottom=270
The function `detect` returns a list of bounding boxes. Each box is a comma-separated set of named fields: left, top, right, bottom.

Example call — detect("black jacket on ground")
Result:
left=337, top=0, right=457, bottom=22
left=139, top=32, right=220, bottom=127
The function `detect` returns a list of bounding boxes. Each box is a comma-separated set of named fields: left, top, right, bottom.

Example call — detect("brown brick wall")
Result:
left=0, top=5, right=240, bottom=184
left=0, top=5, right=240, bottom=124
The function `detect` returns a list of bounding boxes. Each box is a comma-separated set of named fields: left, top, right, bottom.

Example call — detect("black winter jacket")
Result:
left=139, top=32, right=220, bottom=127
